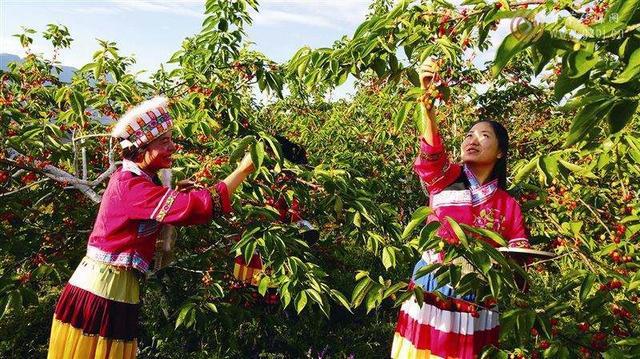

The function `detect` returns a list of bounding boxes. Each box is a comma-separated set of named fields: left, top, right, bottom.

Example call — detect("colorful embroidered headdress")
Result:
left=111, top=96, right=173, bottom=148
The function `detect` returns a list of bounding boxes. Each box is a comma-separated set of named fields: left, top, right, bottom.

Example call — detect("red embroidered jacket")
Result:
left=414, top=134, right=530, bottom=248
left=86, top=160, right=231, bottom=272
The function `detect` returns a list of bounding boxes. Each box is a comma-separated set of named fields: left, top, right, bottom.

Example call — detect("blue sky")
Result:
left=1, top=0, right=517, bottom=98
left=1, top=1, right=370, bottom=71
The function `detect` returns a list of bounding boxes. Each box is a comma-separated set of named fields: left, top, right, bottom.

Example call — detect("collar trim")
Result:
left=121, top=159, right=152, bottom=181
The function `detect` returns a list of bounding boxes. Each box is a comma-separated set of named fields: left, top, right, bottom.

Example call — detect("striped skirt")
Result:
left=48, top=257, right=140, bottom=359
left=233, top=253, right=264, bottom=286
left=391, top=252, right=499, bottom=359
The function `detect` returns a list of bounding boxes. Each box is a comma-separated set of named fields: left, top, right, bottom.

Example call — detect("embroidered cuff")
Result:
left=508, top=238, right=531, bottom=248
left=212, top=181, right=232, bottom=215
left=153, top=189, right=178, bottom=222
left=419, top=136, right=444, bottom=157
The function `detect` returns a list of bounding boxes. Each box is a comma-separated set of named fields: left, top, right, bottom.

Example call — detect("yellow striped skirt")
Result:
left=47, top=257, right=140, bottom=359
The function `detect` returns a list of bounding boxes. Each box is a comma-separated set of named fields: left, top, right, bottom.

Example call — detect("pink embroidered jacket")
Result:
left=414, top=134, right=530, bottom=248
left=86, top=160, right=232, bottom=272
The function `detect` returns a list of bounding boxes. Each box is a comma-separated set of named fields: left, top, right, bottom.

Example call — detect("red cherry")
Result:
left=610, top=251, right=621, bottom=263
left=608, top=279, right=622, bottom=289
left=578, top=322, right=589, bottom=332
left=21, top=172, right=37, bottom=184
left=539, top=340, right=550, bottom=349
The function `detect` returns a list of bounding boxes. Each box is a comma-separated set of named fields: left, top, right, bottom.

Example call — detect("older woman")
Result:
left=391, top=60, right=531, bottom=359
left=47, top=96, right=254, bottom=358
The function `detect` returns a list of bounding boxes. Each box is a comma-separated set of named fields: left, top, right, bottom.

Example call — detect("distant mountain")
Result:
left=1, top=53, right=78, bottom=82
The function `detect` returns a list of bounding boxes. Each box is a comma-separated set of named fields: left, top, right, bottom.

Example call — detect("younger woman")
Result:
left=391, top=60, right=530, bottom=359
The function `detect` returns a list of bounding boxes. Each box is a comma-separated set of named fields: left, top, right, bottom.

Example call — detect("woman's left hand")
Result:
left=175, top=180, right=201, bottom=192
left=237, top=153, right=255, bottom=174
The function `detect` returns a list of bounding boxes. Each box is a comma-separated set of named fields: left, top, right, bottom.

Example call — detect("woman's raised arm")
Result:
left=417, top=58, right=440, bottom=146
left=223, top=152, right=255, bottom=195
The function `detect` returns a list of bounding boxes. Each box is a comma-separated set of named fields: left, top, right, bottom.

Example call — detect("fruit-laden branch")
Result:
left=0, top=178, right=50, bottom=198
left=2, top=148, right=121, bottom=203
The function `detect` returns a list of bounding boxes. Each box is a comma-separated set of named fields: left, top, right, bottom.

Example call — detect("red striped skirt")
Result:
left=47, top=257, right=140, bottom=358
left=391, top=292, right=499, bottom=359
left=391, top=252, right=499, bottom=359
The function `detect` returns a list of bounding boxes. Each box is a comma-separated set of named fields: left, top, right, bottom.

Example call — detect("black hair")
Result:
left=275, top=135, right=308, bottom=165
left=469, top=120, right=510, bottom=189
left=122, top=146, right=144, bottom=161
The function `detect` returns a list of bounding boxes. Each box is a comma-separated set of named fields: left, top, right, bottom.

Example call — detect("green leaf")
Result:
left=460, top=223, right=508, bottom=247
left=2, top=291, right=22, bottom=318
left=365, top=284, right=382, bottom=313
left=487, top=270, right=502, bottom=298
left=579, top=273, right=595, bottom=301
left=282, top=291, right=291, bottom=309
left=405, top=68, right=420, bottom=87
left=414, top=263, right=440, bottom=280
left=449, top=265, right=461, bottom=288
left=565, top=99, right=614, bottom=146
left=229, top=135, right=255, bottom=164
left=613, top=48, right=640, bottom=83
left=382, top=246, right=396, bottom=270
left=607, top=99, right=638, bottom=133
left=243, top=241, right=257, bottom=265
left=413, top=102, right=425, bottom=135
left=566, top=50, right=599, bottom=78
left=70, top=90, right=85, bottom=116
left=353, top=212, right=362, bottom=228
left=261, top=133, right=283, bottom=162
left=351, top=277, right=372, bottom=307
left=394, top=101, right=413, bottom=133
left=19, top=287, right=38, bottom=306
left=306, top=288, right=324, bottom=307
left=616, top=337, right=640, bottom=346
left=402, top=206, right=431, bottom=239
left=471, top=247, right=492, bottom=274
left=445, top=216, right=468, bottom=248
left=334, top=196, right=343, bottom=217
left=330, top=289, right=352, bottom=312
left=558, top=159, right=597, bottom=178
left=258, top=276, right=270, bottom=296
left=217, top=19, right=228, bottom=31
left=175, top=303, right=195, bottom=329
left=250, top=141, right=265, bottom=170
left=554, top=70, right=588, bottom=101
left=295, top=291, right=308, bottom=314
left=413, top=286, right=424, bottom=307
left=491, top=30, right=537, bottom=77
left=355, top=270, right=369, bottom=281
left=565, top=16, right=593, bottom=36
left=513, top=156, right=538, bottom=184
left=382, top=282, right=408, bottom=300
left=610, top=0, right=640, bottom=24
left=205, top=302, right=218, bottom=313
left=418, top=221, right=441, bottom=250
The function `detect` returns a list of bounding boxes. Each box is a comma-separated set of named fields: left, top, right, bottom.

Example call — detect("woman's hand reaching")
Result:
left=237, top=152, right=255, bottom=175
left=223, top=152, right=255, bottom=196
left=175, top=180, right=201, bottom=192
left=416, top=57, right=442, bottom=144
left=419, top=57, right=439, bottom=90
left=418, top=57, right=442, bottom=108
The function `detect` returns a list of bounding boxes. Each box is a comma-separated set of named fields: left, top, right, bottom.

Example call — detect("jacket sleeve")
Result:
left=121, top=176, right=232, bottom=226
left=413, top=133, right=460, bottom=194
left=505, top=200, right=531, bottom=248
